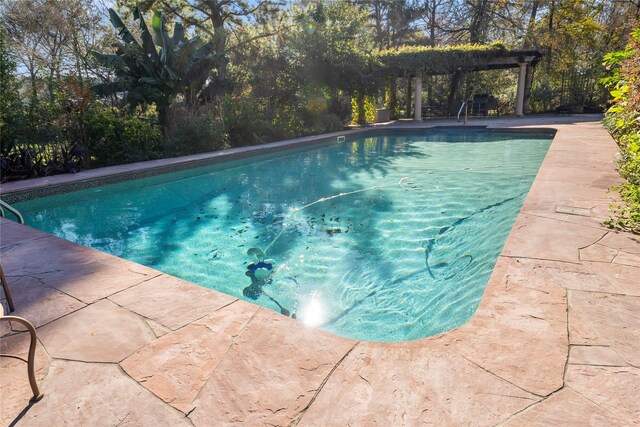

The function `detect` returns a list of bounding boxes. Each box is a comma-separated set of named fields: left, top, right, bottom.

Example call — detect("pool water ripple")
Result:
left=16, top=130, right=552, bottom=341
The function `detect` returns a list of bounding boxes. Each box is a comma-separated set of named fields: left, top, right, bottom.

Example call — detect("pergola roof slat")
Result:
left=377, top=43, right=543, bottom=76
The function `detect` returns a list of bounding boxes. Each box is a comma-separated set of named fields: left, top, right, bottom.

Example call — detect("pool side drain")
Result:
left=555, top=205, right=591, bottom=217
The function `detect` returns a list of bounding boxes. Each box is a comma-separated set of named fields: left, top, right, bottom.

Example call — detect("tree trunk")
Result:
left=28, top=59, right=37, bottom=98
left=447, top=71, right=464, bottom=116
left=429, top=0, right=436, bottom=47
left=72, top=33, right=84, bottom=90
left=523, top=1, right=539, bottom=49
left=157, top=98, right=171, bottom=141
left=356, top=93, right=366, bottom=125
left=547, top=0, right=555, bottom=66
left=373, top=2, right=384, bottom=49
left=469, top=0, right=490, bottom=43
left=205, top=1, right=228, bottom=99
left=387, top=77, right=397, bottom=120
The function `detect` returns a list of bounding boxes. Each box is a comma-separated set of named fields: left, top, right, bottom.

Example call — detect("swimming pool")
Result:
left=14, top=128, right=553, bottom=341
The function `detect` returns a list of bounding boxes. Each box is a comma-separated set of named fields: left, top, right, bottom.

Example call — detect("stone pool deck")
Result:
left=1, top=115, right=639, bottom=426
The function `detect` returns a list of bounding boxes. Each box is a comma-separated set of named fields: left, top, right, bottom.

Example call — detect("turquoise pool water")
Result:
left=16, top=129, right=553, bottom=341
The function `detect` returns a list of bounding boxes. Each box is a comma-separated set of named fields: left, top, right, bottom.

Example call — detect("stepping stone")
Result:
left=110, top=274, right=236, bottom=331
left=569, top=291, right=640, bottom=367
left=438, top=257, right=567, bottom=396
left=14, top=360, right=191, bottom=426
left=566, top=365, right=640, bottom=424
left=38, top=299, right=155, bottom=363
left=36, top=259, right=160, bottom=304
left=188, top=309, right=355, bottom=426
left=2, top=276, right=85, bottom=331
left=502, top=388, right=622, bottom=426
left=569, top=345, right=627, bottom=367
left=502, top=214, right=606, bottom=263
left=299, top=343, right=539, bottom=426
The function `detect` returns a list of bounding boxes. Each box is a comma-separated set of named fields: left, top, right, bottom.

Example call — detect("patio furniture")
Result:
left=555, top=105, right=573, bottom=115
left=470, top=94, right=498, bottom=116
left=0, top=264, right=44, bottom=402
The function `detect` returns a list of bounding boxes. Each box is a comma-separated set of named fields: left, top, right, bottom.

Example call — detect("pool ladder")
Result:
left=457, top=101, right=468, bottom=124
left=0, top=199, right=24, bottom=224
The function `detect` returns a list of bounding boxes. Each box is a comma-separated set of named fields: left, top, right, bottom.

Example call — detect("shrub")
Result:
left=221, top=97, right=269, bottom=147
left=351, top=94, right=376, bottom=124
left=83, top=105, right=163, bottom=167
left=602, top=28, right=640, bottom=233
left=165, top=104, right=228, bottom=156
left=1, top=93, right=86, bottom=181
left=268, top=107, right=306, bottom=140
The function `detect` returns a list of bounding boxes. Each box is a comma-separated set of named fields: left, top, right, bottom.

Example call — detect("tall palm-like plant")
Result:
left=93, top=7, right=223, bottom=132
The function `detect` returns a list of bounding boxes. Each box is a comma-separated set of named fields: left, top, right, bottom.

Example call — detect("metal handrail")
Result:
left=0, top=199, right=24, bottom=224
left=457, top=101, right=468, bottom=123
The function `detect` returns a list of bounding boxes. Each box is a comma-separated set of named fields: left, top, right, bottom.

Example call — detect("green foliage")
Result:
left=530, top=80, right=559, bottom=112
left=526, top=0, right=627, bottom=112
left=1, top=41, right=87, bottom=181
left=229, top=1, right=364, bottom=137
left=377, top=42, right=508, bottom=75
left=294, top=2, right=379, bottom=95
left=602, top=29, right=640, bottom=233
left=0, top=24, right=22, bottom=152
left=165, top=105, right=228, bottom=156
left=220, top=97, right=268, bottom=147
left=3, top=0, right=638, bottom=184
left=93, top=7, right=223, bottom=129
left=351, top=95, right=376, bottom=124
left=83, top=105, right=163, bottom=167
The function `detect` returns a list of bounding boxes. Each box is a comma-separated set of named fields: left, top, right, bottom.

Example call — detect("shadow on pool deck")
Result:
left=1, top=116, right=639, bottom=426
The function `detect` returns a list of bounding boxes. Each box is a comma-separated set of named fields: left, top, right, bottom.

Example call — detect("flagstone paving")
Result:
left=1, top=116, right=638, bottom=426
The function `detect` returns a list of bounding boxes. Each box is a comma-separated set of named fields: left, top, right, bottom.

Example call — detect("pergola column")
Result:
left=516, top=62, right=527, bottom=116
left=414, top=71, right=422, bottom=120
left=405, top=77, right=412, bottom=118
left=523, top=64, right=533, bottom=115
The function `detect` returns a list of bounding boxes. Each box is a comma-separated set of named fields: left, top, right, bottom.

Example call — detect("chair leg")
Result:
left=0, top=265, right=15, bottom=313
left=1, top=316, right=44, bottom=401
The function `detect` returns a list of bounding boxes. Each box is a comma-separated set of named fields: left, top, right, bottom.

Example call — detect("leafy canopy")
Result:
left=92, top=7, right=223, bottom=118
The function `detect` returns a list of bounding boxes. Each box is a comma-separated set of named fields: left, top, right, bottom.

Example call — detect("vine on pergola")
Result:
left=375, top=42, right=511, bottom=76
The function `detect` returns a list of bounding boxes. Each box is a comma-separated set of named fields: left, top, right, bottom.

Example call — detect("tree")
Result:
left=0, top=23, right=23, bottom=154
left=0, top=0, right=104, bottom=97
left=602, top=28, right=640, bottom=232
left=119, top=0, right=286, bottom=100
left=93, top=7, right=223, bottom=133
left=356, top=0, right=420, bottom=49
left=292, top=2, right=379, bottom=124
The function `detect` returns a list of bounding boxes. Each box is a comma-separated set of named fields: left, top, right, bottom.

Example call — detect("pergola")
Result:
left=377, top=43, right=544, bottom=119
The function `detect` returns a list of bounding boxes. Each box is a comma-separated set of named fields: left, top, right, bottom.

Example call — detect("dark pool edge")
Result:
left=0, top=124, right=557, bottom=204
left=0, top=128, right=365, bottom=203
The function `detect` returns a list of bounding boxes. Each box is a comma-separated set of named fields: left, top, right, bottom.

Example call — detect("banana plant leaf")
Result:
left=172, top=22, right=186, bottom=45
left=92, top=52, right=124, bottom=70
left=93, top=6, right=224, bottom=119
left=108, top=9, right=136, bottom=45
left=134, top=7, right=161, bottom=68
left=91, top=81, right=127, bottom=96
